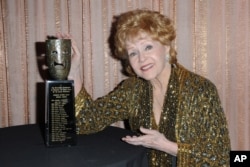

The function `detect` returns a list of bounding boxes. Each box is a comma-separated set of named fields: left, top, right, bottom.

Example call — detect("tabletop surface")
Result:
left=0, top=124, right=148, bottom=167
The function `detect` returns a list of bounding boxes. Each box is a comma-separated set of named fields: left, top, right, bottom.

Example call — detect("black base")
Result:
left=45, top=80, right=76, bottom=147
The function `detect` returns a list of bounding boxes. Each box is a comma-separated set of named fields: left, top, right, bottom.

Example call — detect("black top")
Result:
left=0, top=124, right=148, bottom=167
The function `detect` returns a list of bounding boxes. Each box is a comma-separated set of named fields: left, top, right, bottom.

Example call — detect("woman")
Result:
left=59, top=9, right=230, bottom=166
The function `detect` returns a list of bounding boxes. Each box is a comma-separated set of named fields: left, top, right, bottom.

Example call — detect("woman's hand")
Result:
left=122, top=127, right=178, bottom=156
left=55, top=32, right=83, bottom=95
left=55, top=33, right=81, bottom=79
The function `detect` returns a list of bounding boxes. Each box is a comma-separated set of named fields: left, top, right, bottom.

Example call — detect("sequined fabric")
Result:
left=75, top=64, right=230, bottom=166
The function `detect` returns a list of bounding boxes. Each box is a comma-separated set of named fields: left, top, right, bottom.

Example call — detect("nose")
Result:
left=138, top=52, right=146, bottom=62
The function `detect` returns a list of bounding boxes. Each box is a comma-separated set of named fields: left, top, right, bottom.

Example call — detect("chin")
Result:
left=136, top=70, right=157, bottom=80
left=140, top=75, right=156, bottom=81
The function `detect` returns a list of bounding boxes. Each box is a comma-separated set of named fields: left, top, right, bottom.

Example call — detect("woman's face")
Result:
left=125, top=32, right=169, bottom=81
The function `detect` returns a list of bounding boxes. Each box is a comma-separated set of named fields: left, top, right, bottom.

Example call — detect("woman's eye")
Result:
left=129, top=52, right=136, bottom=57
left=145, top=45, right=153, bottom=51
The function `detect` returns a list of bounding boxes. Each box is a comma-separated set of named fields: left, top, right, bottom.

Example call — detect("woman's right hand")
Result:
left=56, top=32, right=83, bottom=96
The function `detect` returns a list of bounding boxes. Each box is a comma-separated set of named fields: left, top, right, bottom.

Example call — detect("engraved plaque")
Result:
left=45, top=80, right=76, bottom=147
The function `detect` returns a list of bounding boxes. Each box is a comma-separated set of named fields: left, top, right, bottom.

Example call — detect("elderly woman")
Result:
left=59, top=9, right=230, bottom=166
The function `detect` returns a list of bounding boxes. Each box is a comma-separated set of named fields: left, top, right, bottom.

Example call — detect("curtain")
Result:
left=0, top=0, right=249, bottom=150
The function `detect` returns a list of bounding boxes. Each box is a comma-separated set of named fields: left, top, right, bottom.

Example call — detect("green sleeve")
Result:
left=75, top=78, right=137, bottom=134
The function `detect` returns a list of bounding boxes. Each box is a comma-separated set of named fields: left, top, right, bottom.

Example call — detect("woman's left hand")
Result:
left=122, top=127, right=177, bottom=156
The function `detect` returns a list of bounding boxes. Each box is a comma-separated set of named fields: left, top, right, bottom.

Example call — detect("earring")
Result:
left=165, top=54, right=170, bottom=61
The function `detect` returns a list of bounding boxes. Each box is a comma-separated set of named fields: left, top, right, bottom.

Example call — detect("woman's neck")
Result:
left=150, top=63, right=171, bottom=92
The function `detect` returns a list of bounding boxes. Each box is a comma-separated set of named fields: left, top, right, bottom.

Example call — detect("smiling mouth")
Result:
left=141, top=64, right=153, bottom=71
left=53, top=61, right=65, bottom=70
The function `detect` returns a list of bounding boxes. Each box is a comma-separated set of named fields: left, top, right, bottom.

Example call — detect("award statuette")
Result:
left=45, top=39, right=77, bottom=147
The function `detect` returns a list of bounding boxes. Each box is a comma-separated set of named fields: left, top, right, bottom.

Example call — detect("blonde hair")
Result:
left=113, top=9, right=177, bottom=76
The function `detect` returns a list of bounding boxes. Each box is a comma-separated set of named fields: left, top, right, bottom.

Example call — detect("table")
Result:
left=0, top=124, right=148, bottom=167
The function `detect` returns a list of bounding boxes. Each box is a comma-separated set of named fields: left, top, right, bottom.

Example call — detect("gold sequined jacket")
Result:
left=75, top=64, right=231, bottom=167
